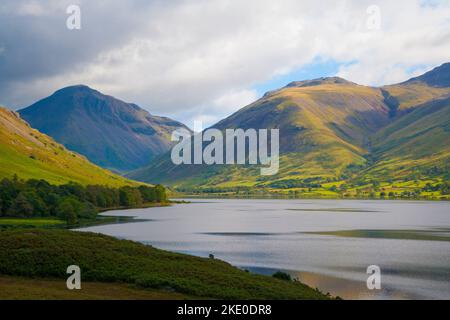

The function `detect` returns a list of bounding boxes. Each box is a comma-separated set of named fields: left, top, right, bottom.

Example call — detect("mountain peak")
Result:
left=285, top=76, right=353, bottom=88
left=51, top=85, right=150, bottom=114
left=263, top=76, right=354, bottom=98
left=54, top=84, right=97, bottom=95
left=19, top=86, right=189, bottom=171
left=403, top=62, right=450, bottom=87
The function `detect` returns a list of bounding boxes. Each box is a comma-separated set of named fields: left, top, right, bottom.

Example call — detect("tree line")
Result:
left=0, top=176, right=167, bottom=224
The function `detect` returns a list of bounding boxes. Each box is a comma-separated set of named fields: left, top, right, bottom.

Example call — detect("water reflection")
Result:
left=79, top=199, right=450, bottom=300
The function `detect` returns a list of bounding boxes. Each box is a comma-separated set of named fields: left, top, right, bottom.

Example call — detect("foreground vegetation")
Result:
left=0, top=275, right=192, bottom=300
left=0, top=229, right=328, bottom=300
left=0, top=176, right=167, bottom=225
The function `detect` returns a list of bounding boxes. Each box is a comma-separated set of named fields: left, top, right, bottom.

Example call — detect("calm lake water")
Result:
left=79, top=199, right=450, bottom=300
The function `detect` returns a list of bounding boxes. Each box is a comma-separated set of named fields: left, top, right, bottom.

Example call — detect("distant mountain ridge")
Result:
left=128, top=62, right=450, bottom=192
left=402, top=62, right=450, bottom=87
left=19, top=85, right=189, bottom=172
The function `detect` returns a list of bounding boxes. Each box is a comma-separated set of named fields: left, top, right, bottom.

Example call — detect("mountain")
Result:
left=0, top=107, right=136, bottom=186
left=128, top=63, right=450, bottom=194
left=401, top=62, right=450, bottom=88
left=19, top=85, right=189, bottom=172
left=381, top=63, right=450, bottom=110
left=368, top=94, right=450, bottom=178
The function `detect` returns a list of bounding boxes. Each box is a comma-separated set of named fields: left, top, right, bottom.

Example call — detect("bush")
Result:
left=272, top=271, right=292, bottom=281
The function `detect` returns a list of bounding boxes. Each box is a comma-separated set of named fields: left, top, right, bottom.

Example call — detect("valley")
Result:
left=0, top=61, right=449, bottom=301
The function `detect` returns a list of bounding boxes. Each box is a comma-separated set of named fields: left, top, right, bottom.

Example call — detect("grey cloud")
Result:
left=0, top=0, right=164, bottom=106
left=0, top=0, right=449, bottom=127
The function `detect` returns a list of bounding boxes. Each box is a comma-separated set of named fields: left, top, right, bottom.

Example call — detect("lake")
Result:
left=79, top=199, right=450, bottom=300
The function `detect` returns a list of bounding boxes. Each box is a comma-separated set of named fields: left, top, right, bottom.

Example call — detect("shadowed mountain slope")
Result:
left=19, top=85, right=189, bottom=172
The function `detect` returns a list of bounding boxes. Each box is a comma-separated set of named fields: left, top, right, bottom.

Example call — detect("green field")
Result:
left=0, top=229, right=329, bottom=300
left=0, top=275, right=193, bottom=300
left=0, top=218, right=65, bottom=228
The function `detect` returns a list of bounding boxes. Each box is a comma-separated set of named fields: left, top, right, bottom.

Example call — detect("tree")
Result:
left=8, top=192, right=34, bottom=217
left=0, top=178, right=20, bottom=216
left=119, top=188, right=133, bottom=206
left=78, top=202, right=96, bottom=220
left=56, top=198, right=79, bottom=225
left=155, top=185, right=167, bottom=202
left=119, top=187, right=144, bottom=207
left=23, top=190, right=47, bottom=217
left=0, top=177, right=168, bottom=220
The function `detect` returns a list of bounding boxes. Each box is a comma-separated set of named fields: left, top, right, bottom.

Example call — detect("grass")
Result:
left=383, top=83, right=450, bottom=109
left=0, top=212, right=156, bottom=230
left=0, top=229, right=328, bottom=300
left=0, top=218, right=65, bottom=228
left=0, top=275, right=193, bottom=300
left=0, top=216, right=137, bottom=230
left=0, top=107, right=137, bottom=187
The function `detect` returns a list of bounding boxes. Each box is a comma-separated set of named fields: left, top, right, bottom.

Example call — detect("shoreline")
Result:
left=174, top=194, right=449, bottom=201
left=75, top=201, right=179, bottom=228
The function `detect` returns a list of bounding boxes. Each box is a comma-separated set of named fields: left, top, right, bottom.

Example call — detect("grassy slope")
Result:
left=129, top=77, right=450, bottom=197
left=382, top=83, right=450, bottom=110
left=129, top=80, right=389, bottom=187
left=366, top=95, right=450, bottom=179
left=0, top=107, right=137, bottom=187
left=0, top=229, right=327, bottom=300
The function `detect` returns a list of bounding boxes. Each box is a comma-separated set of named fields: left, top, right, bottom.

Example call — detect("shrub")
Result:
left=272, top=271, right=292, bottom=281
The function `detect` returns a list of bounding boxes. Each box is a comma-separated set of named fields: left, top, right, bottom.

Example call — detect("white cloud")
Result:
left=1, top=0, right=450, bottom=125
left=212, top=90, right=259, bottom=114
left=193, top=89, right=259, bottom=128
left=16, top=2, right=46, bottom=16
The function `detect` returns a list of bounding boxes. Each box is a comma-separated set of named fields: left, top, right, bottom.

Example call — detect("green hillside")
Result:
left=0, top=229, right=328, bottom=300
left=128, top=64, right=450, bottom=199
left=0, top=107, right=137, bottom=187
left=130, top=78, right=389, bottom=186
left=366, top=95, right=450, bottom=180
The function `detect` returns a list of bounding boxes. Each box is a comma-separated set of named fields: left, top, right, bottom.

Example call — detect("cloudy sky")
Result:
left=1, top=0, right=450, bottom=127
